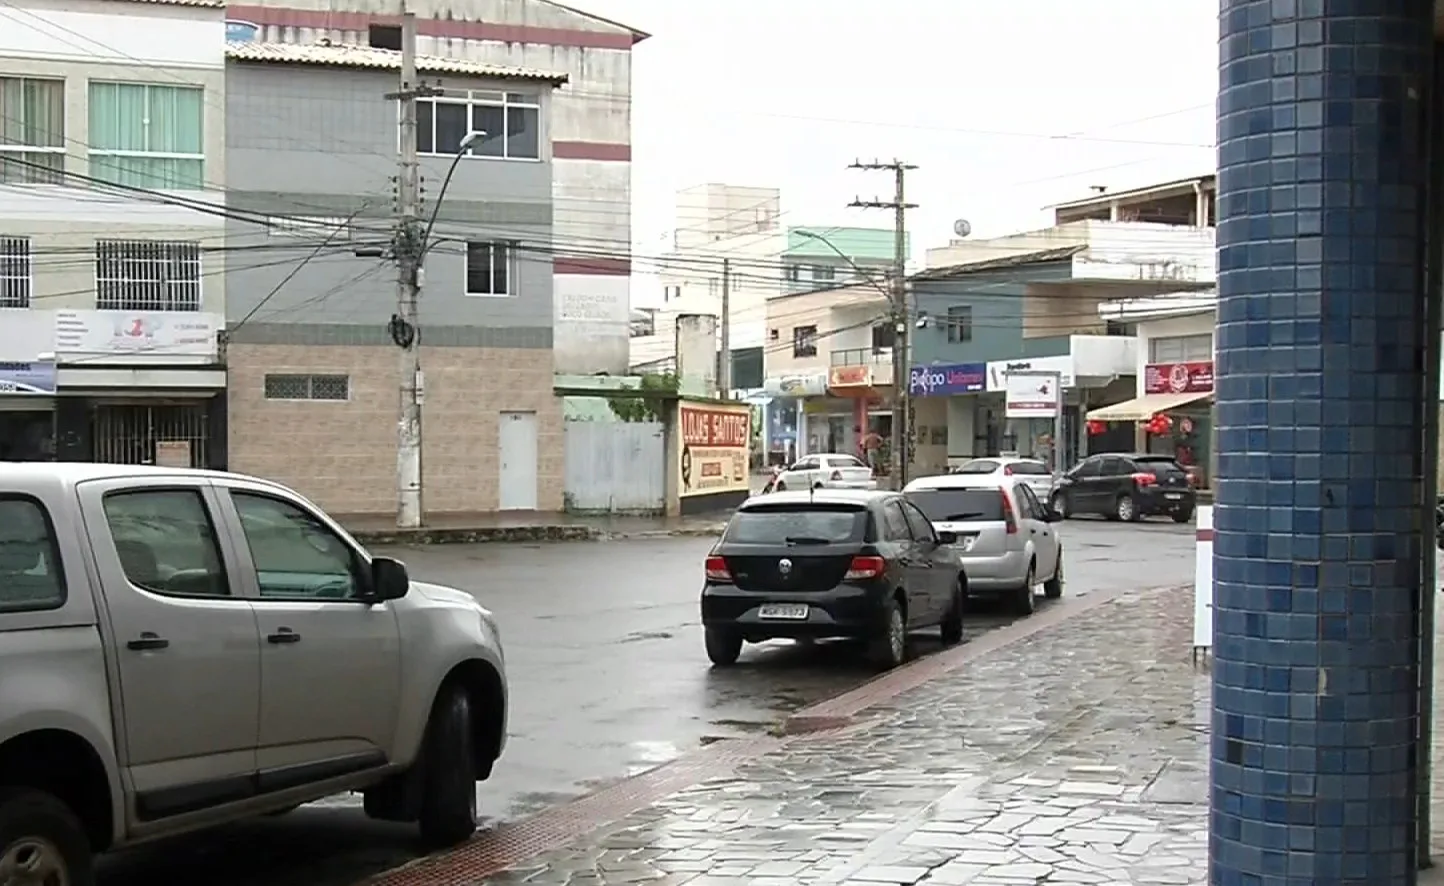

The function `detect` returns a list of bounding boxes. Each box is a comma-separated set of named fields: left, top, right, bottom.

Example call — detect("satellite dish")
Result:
left=952, top=219, right=972, bottom=238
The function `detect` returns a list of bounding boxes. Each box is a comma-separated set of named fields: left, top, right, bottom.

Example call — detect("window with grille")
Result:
left=95, top=240, right=202, bottom=311
left=0, top=77, right=65, bottom=184
left=945, top=306, right=973, bottom=343
left=1148, top=333, right=1212, bottom=363
left=263, top=374, right=350, bottom=401
left=0, top=236, right=31, bottom=308
left=89, top=82, right=205, bottom=189
left=416, top=90, right=540, bottom=161
left=792, top=325, right=818, bottom=358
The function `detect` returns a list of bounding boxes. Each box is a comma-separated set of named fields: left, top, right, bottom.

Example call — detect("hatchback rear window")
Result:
left=1134, top=457, right=1186, bottom=475
left=0, top=495, right=66, bottom=614
left=725, top=505, right=866, bottom=543
left=1006, top=461, right=1050, bottom=475
left=952, top=460, right=999, bottom=474
left=905, top=488, right=1004, bottom=522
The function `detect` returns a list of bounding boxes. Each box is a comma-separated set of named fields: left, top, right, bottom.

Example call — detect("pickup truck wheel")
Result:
left=0, top=788, right=94, bottom=886
left=417, top=686, right=479, bottom=848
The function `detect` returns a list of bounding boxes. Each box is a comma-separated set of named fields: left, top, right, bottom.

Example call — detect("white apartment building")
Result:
left=0, top=0, right=228, bottom=466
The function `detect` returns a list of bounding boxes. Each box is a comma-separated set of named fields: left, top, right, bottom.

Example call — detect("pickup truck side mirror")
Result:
left=369, top=556, right=410, bottom=601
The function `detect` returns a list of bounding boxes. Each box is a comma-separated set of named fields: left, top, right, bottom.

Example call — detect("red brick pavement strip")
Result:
left=358, top=582, right=1187, bottom=886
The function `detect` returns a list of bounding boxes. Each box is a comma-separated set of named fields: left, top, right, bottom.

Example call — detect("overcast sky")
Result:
left=573, top=0, right=1218, bottom=304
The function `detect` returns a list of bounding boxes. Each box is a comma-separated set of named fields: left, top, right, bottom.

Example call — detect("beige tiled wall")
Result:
left=228, top=344, right=563, bottom=515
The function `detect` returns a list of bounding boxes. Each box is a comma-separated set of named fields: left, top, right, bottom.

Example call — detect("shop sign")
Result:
left=1144, top=361, right=1213, bottom=394
left=1004, top=371, right=1061, bottom=419
left=678, top=401, right=751, bottom=498
left=909, top=362, right=985, bottom=396
left=986, top=355, right=1075, bottom=391
left=53, top=310, right=222, bottom=361
left=0, top=361, right=56, bottom=395
left=828, top=365, right=871, bottom=388
left=763, top=373, right=828, bottom=397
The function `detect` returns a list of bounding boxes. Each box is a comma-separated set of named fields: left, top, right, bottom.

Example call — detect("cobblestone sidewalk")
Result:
left=396, top=587, right=1212, bottom=886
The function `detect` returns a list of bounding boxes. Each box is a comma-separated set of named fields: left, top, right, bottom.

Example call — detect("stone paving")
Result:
left=466, top=586, right=1209, bottom=885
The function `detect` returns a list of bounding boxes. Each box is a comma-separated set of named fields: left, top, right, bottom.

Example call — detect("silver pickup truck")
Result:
left=0, top=463, right=508, bottom=886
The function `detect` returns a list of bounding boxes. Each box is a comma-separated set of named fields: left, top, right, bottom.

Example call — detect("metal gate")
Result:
left=93, top=402, right=209, bottom=467
left=563, top=420, right=664, bottom=514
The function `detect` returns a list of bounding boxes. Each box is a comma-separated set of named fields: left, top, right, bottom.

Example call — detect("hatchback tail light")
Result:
left=844, top=555, right=886, bottom=580
left=704, top=555, right=731, bottom=582
left=1131, top=472, right=1157, bottom=487
left=1003, top=464, right=1014, bottom=476
left=1000, top=491, right=1018, bottom=534
left=830, top=470, right=843, bottom=481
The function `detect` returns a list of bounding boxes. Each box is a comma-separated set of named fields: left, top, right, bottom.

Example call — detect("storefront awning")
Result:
left=1087, top=390, right=1210, bottom=421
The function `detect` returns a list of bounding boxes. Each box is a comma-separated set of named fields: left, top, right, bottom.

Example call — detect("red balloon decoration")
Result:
left=1086, top=420, right=1106, bottom=436
left=1144, top=413, right=1174, bottom=436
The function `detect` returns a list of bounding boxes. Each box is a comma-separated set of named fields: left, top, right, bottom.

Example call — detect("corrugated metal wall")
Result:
left=563, top=421, right=664, bottom=514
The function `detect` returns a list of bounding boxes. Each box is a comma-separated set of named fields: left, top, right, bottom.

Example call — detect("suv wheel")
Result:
left=868, top=597, right=908, bottom=669
left=940, top=578, right=964, bottom=646
left=0, top=788, right=93, bottom=886
left=1115, top=494, right=1139, bottom=522
left=417, top=685, right=479, bottom=847
left=1013, top=564, right=1037, bottom=616
left=704, top=627, right=742, bottom=666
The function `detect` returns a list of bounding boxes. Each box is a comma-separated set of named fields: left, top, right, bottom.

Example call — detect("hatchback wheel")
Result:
left=704, top=626, right=742, bottom=666
left=774, top=482, right=787, bottom=491
left=1172, top=507, right=1194, bottom=523
left=940, top=578, right=964, bottom=646
left=1013, top=564, right=1037, bottom=616
left=1050, top=492, right=1069, bottom=519
left=1043, top=554, right=1063, bottom=599
left=868, top=597, right=908, bottom=669
left=1115, top=494, right=1139, bottom=522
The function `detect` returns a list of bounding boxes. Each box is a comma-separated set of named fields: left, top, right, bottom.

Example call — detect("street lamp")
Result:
left=795, top=229, right=891, bottom=299
left=423, top=129, right=483, bottom=251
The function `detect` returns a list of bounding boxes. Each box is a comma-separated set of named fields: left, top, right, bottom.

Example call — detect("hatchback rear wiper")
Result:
left=942, top=512, right=986, bottom=521
left=784, top=535, right=833, bottom=545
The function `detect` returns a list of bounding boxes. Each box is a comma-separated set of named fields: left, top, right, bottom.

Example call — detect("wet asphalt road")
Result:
left=95, top=516, right=1198, bottom=886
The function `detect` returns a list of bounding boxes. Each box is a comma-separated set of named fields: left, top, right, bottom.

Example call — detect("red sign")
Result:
left=1144, top=361, right=1213, bottom=394
left=679, top=405, right=749, bottom=447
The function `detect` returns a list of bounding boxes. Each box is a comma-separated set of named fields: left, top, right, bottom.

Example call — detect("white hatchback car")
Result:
left=773, top=454, right=877, bottom=491
left=903, top=473, right=1063, bottom=615
left=950, top=456, right=1056, bottom=501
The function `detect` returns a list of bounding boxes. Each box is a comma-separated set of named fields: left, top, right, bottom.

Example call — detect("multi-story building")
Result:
left=0, top=0, right=228, bottom=466
left=223, top=0, right=643, bottom=376
left=222, top=42, right=567, bottom=515
left=633, top=183, right=902, bottom=390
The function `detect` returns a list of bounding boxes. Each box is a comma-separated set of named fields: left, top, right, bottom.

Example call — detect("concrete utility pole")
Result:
left=387, top=8, right=426, bottom=528
left=718, top=257, right=732, bottom=396
left=849, top=159, right=918, bottom=487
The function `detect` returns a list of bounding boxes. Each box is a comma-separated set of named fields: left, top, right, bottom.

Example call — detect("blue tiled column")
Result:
left=1212, top=2, right=1435, bottom=884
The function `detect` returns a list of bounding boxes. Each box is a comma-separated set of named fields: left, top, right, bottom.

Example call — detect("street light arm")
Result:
left=421, top=130, right=482, bottom=255
left=796, top=229, right=892, bottom=299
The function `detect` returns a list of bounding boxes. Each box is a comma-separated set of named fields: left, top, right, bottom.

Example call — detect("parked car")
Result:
left=950, top=456, right=1056, bottom=500
left=700, top=490, right=964, bottom=670
left=1049, top=453, right=1195, bottom=522
left=0, top=463, right=508, bottom=885
left=771, top=454, right=876, bottom=491
left=903, top=474, right=1063, bottom=616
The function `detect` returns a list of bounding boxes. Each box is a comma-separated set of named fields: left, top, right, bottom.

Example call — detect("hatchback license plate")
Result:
left=758, top=604, right=809, bottom=620
left=1165, top=493, right=1182, bottom=500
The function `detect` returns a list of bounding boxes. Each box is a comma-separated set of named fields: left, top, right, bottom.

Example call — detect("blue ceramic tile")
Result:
left=1212, top=1, right=1431, bottom=883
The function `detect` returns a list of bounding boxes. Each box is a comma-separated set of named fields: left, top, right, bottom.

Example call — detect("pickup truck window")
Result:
left=102, top=489, right=230, bottom=597
left=231, top=492, right=360, bottom=600
left=0, top=495, right=65, bottom=613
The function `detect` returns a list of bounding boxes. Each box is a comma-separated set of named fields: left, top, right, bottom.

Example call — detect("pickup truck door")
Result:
left=76, top=479, right=262, bottom=823
left=212, top=482, right=403, bottom=783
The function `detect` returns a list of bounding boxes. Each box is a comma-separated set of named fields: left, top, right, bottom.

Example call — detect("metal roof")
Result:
left=909, top=245, right=1087, bottom=281
left=224, top=42, right=569, bottom=85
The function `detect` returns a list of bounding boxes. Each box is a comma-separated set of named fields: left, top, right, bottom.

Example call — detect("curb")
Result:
left=350, top=525, right=600, bottom=545
left=599, top=526, right=726, bottom=540
left=355, top=583, right=1185, bottom=886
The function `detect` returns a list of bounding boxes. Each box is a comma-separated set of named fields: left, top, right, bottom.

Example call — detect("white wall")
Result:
left=0, top=0, right=223, bottom=68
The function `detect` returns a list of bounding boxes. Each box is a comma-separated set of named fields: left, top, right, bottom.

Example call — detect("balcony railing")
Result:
left=830, top=347, right=893, bottom=367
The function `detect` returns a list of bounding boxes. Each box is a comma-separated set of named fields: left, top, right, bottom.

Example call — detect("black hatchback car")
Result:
left=700, top=490, right=964, bottom=670
left=1049, top=453, right=1195, bottom=523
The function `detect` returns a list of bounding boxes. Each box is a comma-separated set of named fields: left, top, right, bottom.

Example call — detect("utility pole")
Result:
left=849, top=159, right=918, bottom=488
left=388, top=7, right=425, bottom=528
left=718, top=258, right=732, bottom=396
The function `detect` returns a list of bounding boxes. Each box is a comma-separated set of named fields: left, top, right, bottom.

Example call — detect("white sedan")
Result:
left=772, top=454, right=876, bottom=491
left=950, top=456, right=1056, bottom=501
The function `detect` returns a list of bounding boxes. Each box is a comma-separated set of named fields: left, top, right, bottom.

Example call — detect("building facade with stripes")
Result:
left=224, top=0, right=642, bottom=377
